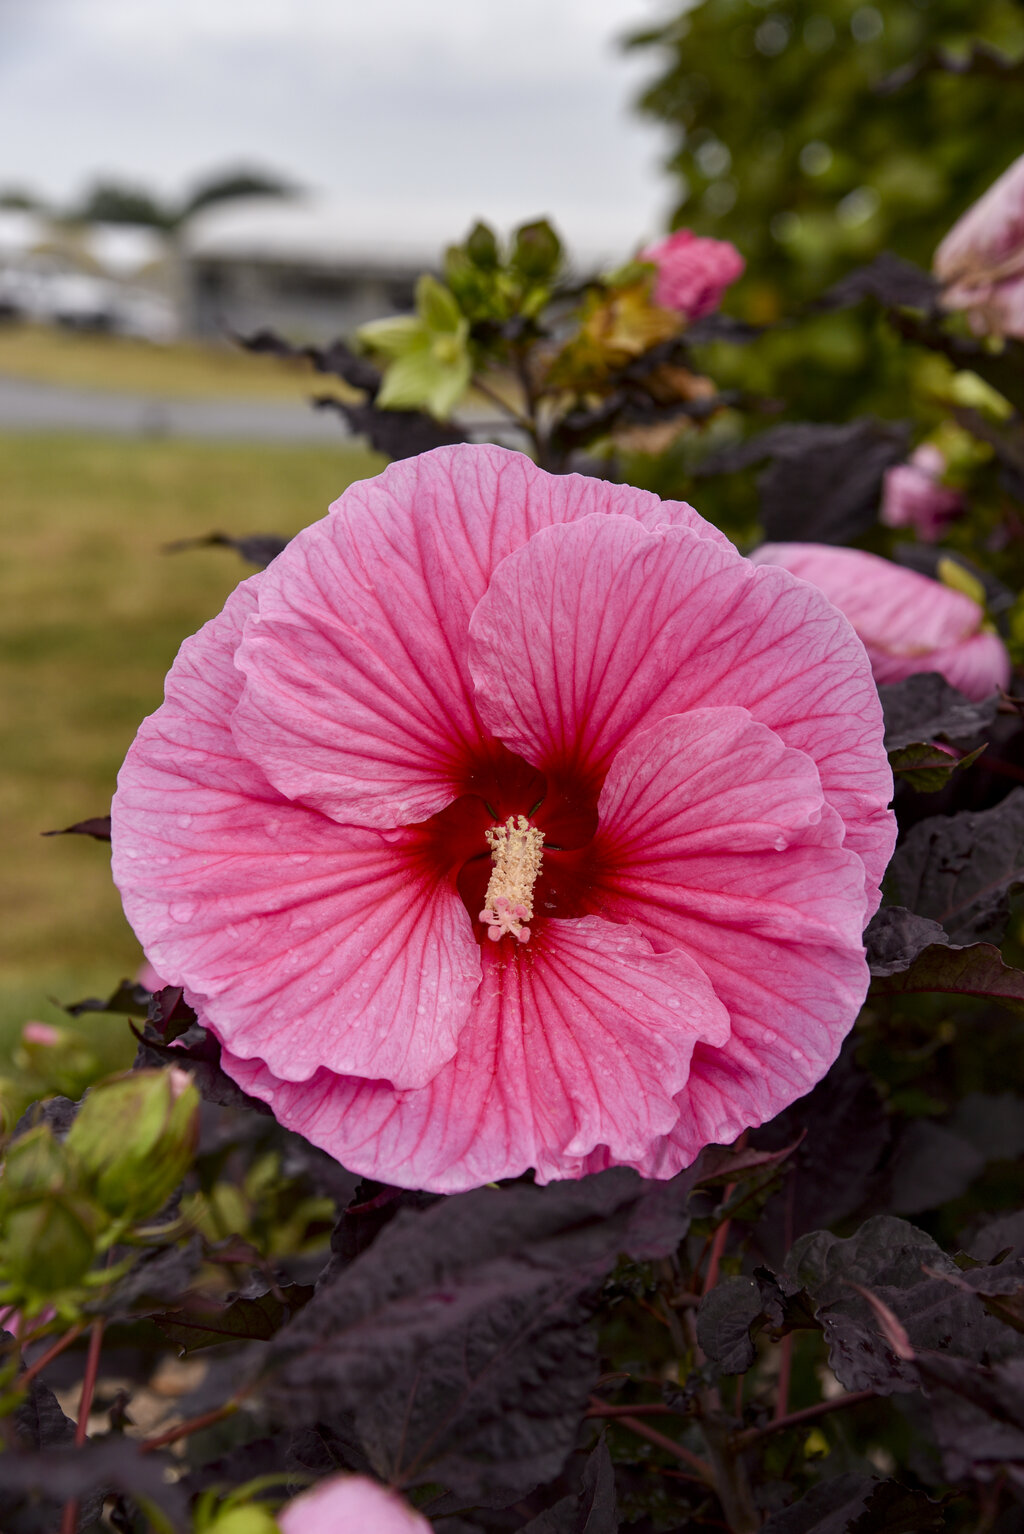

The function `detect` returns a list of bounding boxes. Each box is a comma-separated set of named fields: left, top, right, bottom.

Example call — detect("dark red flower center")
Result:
left=414, top=739, right=603, bottom=945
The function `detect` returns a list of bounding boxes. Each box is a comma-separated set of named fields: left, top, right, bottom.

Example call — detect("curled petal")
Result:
left=112, top=584, right=480, bottom=1089
left=223, top=916, right=730, bottom=1192
left=469, top=515, right=894, bottom=900
left=231, top=444, right=726, bottom=830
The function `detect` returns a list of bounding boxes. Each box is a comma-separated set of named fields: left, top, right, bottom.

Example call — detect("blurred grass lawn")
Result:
left=0, top=430, right=382, bottom=1067
left=0, top=323, right=349, bottom=402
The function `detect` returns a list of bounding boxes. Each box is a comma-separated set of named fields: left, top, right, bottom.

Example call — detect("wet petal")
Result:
left=231, top=444, right=724, bottom=829
left=222, top=916, right=730, bottom=1192
left=469, top=515, right=894, bottom=898
left=589, top=712, right=871, bottom=1174
left=112, top=583, right=480, bottom=1090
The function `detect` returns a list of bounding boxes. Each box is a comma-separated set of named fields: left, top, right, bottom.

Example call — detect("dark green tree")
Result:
left=71, top=179, right=170, bottom=228
left=627, top=0, right=1024, bottom=314
left=179, top=165, right=297, bottom=221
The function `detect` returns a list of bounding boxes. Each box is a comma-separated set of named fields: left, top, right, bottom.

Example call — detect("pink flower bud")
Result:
left=639, top=229, right=745, bottom=320
left=21, top=1023, right=60, bottom=1047
left=880, top=444, right=964, bottom=542
left=935, top=151, right=1024, bottom=340
left=278, top=1475, right=431, bottom=1534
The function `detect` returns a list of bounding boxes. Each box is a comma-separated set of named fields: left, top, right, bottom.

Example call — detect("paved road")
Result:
left=0, top=372, right=351, bottom=442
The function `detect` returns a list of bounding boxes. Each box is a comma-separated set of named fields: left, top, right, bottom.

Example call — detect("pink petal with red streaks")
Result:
left=111, top=583, right=480, bottom=1090
left=222, top=916, right=730, bottom=1192
left=589, top=710, right=871, bottom=1173
left=469, top=515, right=894, bottom=900
left=231, top=444, right=727, bottom=830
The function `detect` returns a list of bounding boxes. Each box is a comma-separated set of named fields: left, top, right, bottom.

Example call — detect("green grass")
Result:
left=0, top=322, right=352, bottom=402
left=0, top=432, right=383, bottom=1061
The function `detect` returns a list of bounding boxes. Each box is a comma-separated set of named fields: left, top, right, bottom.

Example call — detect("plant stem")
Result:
left=603, top=1410, right=715, bottom=1482
left=736, top=1388, right=877, bottom=1447
left=60, top=1319, right=105, bottom=1534
left=19, top=1323, right=86, bottom=1388
left=586, top=1399, right=676, bottom=1419
left=139, top=1398, right=240, bottom=1453
left=774, top=1332, right=793, bottom=1421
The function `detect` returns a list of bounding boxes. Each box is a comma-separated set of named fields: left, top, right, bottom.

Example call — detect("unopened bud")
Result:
left=465, top=220, right=499, bottom=269
left=512, top=218, right=562, bottom=280
left=66, top=1068, right=200, bottom=1220
left=5, top=1193, right=98, bottom=1292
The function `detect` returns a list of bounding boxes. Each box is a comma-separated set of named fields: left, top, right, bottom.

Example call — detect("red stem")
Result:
left=702, top=1185, right=736, bottom=1297
left=19, top=1323, right=86, bottom=1388
left=586, top=1400, right=676, bottom=1419
left=612, top=1413, right=715, bottom=1481
left=60, top=1320, right=105, bottom=1534
left=774, top=1332, right=794, bottom=1422
left=737, top=1388, right=876, bottom=1446
left=139, top=1398, right=240, bottom=1453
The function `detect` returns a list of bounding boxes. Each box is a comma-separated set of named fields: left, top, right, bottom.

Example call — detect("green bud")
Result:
left=465, top=220, right=499, bottom=269
left=4, top=1125, right=69, bottom=1198
left=511, top=218, right=562, bottom=281
left=5, top=1193, right=98, bottom=1292
left=203, top=1509, right=282, bottom=1534
left=66, top=1068, right=200, bottom=1221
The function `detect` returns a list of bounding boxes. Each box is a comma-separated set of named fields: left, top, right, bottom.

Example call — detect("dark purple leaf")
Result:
left=884, top=788, right=1024, bottom=943
left=864, top=907, right=950, bottom=977
left=0, top=1440, right=188, bottom=1534
left=760, top=1473, right=946, bottom=1534
left=699, top=419, right=911, bottom=543
left=311, top=395, right=468, bottom=459
left=162, top=531, right=289, bottom=569
left=518, top=1439, right=619, bottom=1534
left=696, top=1272, right=785, bottom=1373
left=133, top=1023, right=273, bottom=1114
left=817, top=253, right=937, bottom=314
left=152, top=1282, right=315, bottom=1352
left=40, top=816, right=111, bottom=841
left=879, top=673, right=1000, bottom=753
left=64, top=979, right=151, bottom=1017
left=264, top=1169, right=695, bottom=1499
left=870, top=940, right=1024, bottom=1015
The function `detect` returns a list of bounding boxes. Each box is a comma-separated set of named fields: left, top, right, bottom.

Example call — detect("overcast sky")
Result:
left=1, top=0, right=677, bottom=244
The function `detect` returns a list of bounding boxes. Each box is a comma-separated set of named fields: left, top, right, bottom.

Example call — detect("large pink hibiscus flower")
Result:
left=112, top=446, right=895, bottom=1192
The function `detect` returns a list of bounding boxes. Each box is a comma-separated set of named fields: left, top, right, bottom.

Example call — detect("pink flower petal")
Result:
left=587, top=708, right=872, bottom=1170
left=223, top=916, right=730, bottom=1192
left=752, top=543, right=980, bottom=653
left=278, top=1474, right=431, bottom=1534
left=230, top=444, right=728, bottom=830
left=112, top=583, right=480, bottom=1089
left=469, top=515, right=894, bottom=900
left=751, top=543, right=1011, bottom=702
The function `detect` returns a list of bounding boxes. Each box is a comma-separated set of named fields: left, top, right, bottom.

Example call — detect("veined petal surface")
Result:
left=589, top=710, right=871, bottom=1172
left=230, top=444, right=725, bottom=830
left=469, top=515, right=894, bottom=897
left=111, top=583, right=480, bottom=1089
left=223, top=916, right=730, bottom=1192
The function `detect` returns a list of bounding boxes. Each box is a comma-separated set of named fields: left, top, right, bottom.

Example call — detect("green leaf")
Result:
left=356, top=314, right=421, bottom=359
left=888, top=739, right=985, bottom=792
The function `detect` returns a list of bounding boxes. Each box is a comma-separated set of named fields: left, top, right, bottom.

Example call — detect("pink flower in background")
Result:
left=935, top=151, right=1024, bottom=340
left=113, top=446, right=894, bottom=1192
left=278, top=1474, right=431, bottom=1533
left=880, top=444, right=965, bottom=543
left=137, top=960, right=167, bottom=993
left=750, top=543, right=1011, bottom=702
left=640, top=229, right=745, bottom=320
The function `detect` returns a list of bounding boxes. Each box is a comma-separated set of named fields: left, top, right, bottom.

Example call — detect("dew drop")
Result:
left=177, top=814, right=193, bottom=829
left=762, top=1027, right=777, bottom=1043
left=265, top=818, right=282, bottom=838
left=773, top=834, right=787, bottom=851
left=169, top=901, right=196, bottom=924
left=790, top=1047, right=804, bottom=1061
left=666, top=997, right=680, bottom=1009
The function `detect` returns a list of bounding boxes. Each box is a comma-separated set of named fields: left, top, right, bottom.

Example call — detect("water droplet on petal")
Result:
left=169, top=901, right=196, bottom=924
left=774, top=834, right=787, bottom=851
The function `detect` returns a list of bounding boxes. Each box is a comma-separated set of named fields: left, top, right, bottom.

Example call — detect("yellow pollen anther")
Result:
left=478, top=815, right=544, bottom=944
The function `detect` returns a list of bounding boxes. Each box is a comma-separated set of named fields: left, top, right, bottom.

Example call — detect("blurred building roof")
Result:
left=83, top=222, right=168, bottom=277
left=0, top=209, right=49, bottom=257
left=181, top=194, right=632, bottom=274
